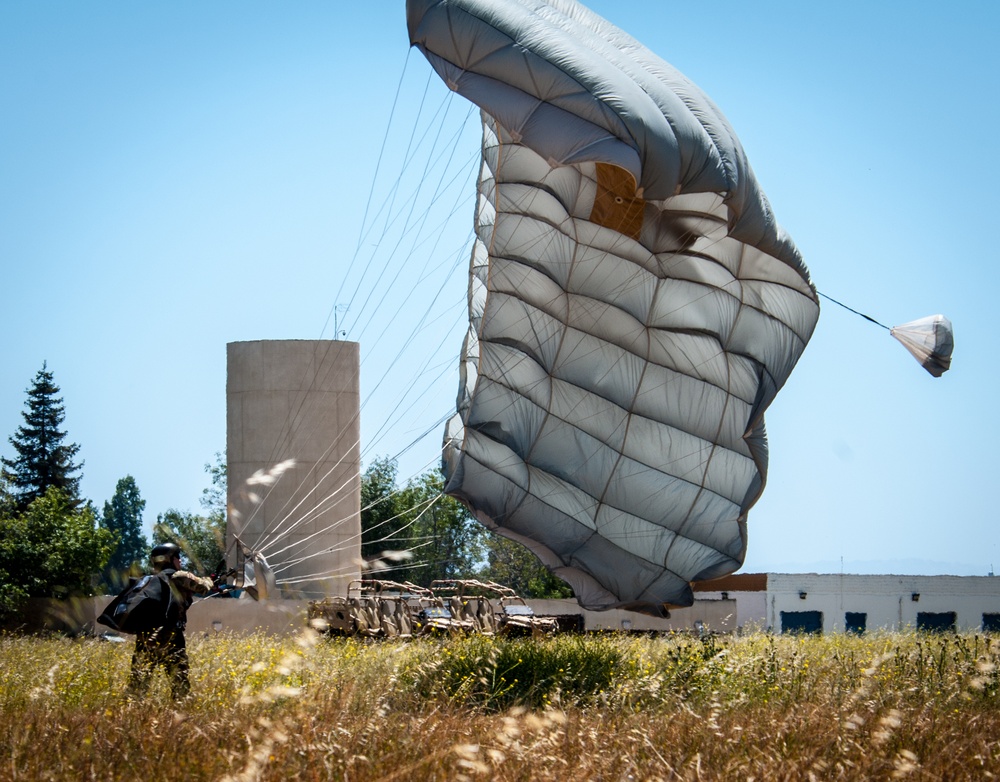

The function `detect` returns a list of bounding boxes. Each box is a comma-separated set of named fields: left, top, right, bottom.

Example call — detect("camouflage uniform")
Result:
left=127, top=568, right=213, bottom=699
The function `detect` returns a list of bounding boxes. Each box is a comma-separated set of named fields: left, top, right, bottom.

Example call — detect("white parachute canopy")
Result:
left=409, top=0, right=820, bottom=614
left=890, top=315, right=954, bottom=378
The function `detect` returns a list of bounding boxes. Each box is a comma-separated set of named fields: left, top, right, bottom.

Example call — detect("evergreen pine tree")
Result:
left=1, top=363, right=83, bottom=512
left=101, top=475, right=148, bottom=578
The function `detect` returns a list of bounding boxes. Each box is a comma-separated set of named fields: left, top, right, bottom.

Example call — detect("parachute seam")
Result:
left=481, top=285, right=761, bottom=406
left=656, top=240, right=748, bottom=576
left=475, top=121, right=536, bottom=530
left=418, top=6, right=636, bottom=150
left=477, top=334, right=756, bottom=460
left=484, top=185, right=812, bottom=358
left=457, top=435, right=740, bottom=589
left=469, top=358, right=750, bottom=520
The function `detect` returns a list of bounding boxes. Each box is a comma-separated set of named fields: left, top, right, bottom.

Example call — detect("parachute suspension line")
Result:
left=242, top=343, right=367, bottom=530
left=378, top=408, right=454, bottom=464
left=303, top=105, right=471, bottom=497
left=238, top=401, right=361, bottom=538
left=276, top=89, right=466, bottom=516
left=229, top=66, right=475, bottom=580
left=248, top=275, right=459, bottom=545
left=269, top=491, right=443, bottom=572
left=353, top=48, right=412, bottom=263
left=241, top=335, right=455, bottom=551
left=255, top=255, right=459, bottom=506
left=342, top=103, right=473, bottom=312
left=338, top=68, right=439, bottom=338
left=346, top=99, right=476, bottom=346
left=818, top=290, right=890, bottom=330
left=345, top=489, right=446, bottom=574
left=373, top=69, right=439, bottom=262
left=361, top=371, right=458, bottom=466
left=251, top=377, right=457, bottom=554
left=348, top=177, right=472, bottom=463
left=275, top=567, right=361, bottom=585
left=334, top=81, right=472, bottom=445
left=262, top=439, right=450, bottom=572
left=242, top=434, right=363, bottom=553
left=244, top=358, right=341, bottom=502
left=264, top=464, right=443, bottom=564
left=361, top=147, right=476, bottom=325
left=230, top=461, right=304, bottom=551
left=277, top=557, right=435, bottom=587
left=271, top=491, right=447, bottom=579
left=251, top=75, right=462, bottom=508
left=276, top=535, right=440, bottom=586
left=348, top=185, right=472, bottom=415
left=255, top=78, right=460, bottom=495
left=239, top=104, right=474, bottom=561
left=278, top=540, right=439, bottom=585
left=248, top=231, right=464, bottom=545
left=359, top=301, right=466, bottom=463
left=353, top=176, right=472, bottom=361
left=252, top=426, right=400, bottom=553
left=322, top=46, right=414, bottom=339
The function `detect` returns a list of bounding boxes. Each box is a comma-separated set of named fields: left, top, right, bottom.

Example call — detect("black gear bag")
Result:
left=97, top=570, right=177, bottom=634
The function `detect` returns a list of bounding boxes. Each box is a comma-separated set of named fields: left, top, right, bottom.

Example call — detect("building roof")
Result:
left=692, top=573, right=768, bottom=593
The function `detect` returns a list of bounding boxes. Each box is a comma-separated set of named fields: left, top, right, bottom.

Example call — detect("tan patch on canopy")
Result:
left=590, top=163, right=645, bottom=241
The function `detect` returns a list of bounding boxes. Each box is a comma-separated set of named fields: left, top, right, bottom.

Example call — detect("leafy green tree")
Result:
left=0, top=488, right=116, bottom=619
left=360, top=457, right=405, bottom=565
left=480, top=532, right=574, bottom=599
left=153, top=509, right=225, bottom=577
left=396, top=470, right=485, bottom=585
left=1, top=363, right=83, bottom=512
left=201, top=451, right=227, bottom=524
left=100, top=475, right=148, bottom=582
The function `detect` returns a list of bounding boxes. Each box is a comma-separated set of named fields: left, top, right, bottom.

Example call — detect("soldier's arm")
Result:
left=172, top=570, right=214, bottom=595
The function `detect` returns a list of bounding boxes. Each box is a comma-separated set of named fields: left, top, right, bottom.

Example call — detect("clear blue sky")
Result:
left=2, top=1, right=996, bottom=576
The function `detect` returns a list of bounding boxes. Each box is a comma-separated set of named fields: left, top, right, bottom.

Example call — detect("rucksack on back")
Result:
left=97, top=571, right=176, bottom=634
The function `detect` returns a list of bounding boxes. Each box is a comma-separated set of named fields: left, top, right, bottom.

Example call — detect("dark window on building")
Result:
left=983, top=614, right=1000, bottom=633
left=845, top=612, right=867, bottom=635
left=781, top=610, right=823, bottom=635
left=917, top=611, right=956, bottom=633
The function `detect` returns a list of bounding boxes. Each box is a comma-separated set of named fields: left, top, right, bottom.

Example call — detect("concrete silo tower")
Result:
left=226, top=340, right=361, bottom=598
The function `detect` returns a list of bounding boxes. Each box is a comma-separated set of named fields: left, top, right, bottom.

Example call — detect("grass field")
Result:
left=1, top=628, right=998, bottom=780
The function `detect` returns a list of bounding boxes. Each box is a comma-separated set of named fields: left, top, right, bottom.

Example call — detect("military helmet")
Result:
left=150, top=542, right=182, bottom=568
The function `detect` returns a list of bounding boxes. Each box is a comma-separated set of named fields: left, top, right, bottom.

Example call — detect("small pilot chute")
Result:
left=820, top=292, right=954, bottom=379
left=890, top=315, right=954, bottom=378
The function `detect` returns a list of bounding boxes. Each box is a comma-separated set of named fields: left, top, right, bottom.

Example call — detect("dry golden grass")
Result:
left=1, top=628, right=998, bottom=780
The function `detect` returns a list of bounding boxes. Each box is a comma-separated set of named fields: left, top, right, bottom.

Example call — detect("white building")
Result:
left=693, top=573, right=1000, bottom=634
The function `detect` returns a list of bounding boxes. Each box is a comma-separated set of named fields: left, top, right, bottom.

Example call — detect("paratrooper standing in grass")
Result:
left=127, top=542, right=213, bottom=699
